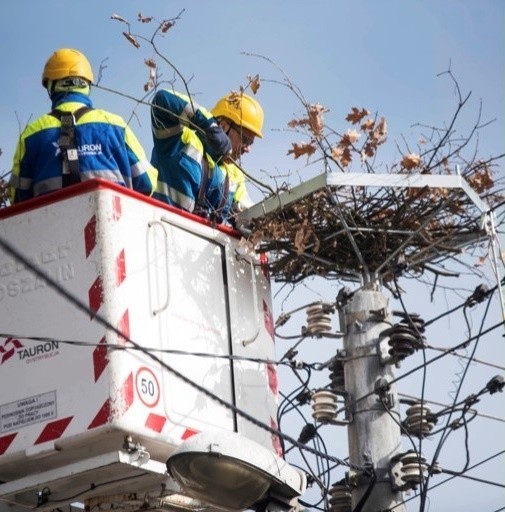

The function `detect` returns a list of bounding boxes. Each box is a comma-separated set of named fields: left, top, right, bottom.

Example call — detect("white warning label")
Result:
left=0, top=391, right=57, bottom=432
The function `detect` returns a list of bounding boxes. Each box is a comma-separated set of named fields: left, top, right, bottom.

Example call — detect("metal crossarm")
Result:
left=238, top=172, right=489, bottom=225
left=237, top=172, right=491, bottom=284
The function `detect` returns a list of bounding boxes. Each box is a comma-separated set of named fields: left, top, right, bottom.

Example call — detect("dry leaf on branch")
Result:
left=331, top=145, right=353, bottom=167
left=123, top=32, right=140, bottom=48
left=143, top=58, right=157, bottom=91
left=248, top=74, right=261, bottom=94
left=331, top=146, right=343, bottom=159
left=467, top=164, right=495, bottom=193
left=287, top=118, right=304, bottom=129
left=340, top=147, right=353, bottom=167
left=372, top=117, right=388, bottom=140
left=306, top=103, right=328, bottom=137
left=111, top=14, right=128, bottom=24
left=401, top=153, right=422, bottom=170
left=138, top=13, right=153, bottom=23
left=341, top=129, right=361, bottom=146
left=346, top=107, right=370, bottom=125
left=160, top=21, right=175, bottom=33
left=362, top=143, right=376, bottom=159
left=287, top=141, right=317, bottom=159
left=361, top=119, right=375, bottom=131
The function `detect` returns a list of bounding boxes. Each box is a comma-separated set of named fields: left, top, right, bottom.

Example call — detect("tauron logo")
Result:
left=52, top=141, right=61, bottom=157
left=0, top=337, right=24, bottom=365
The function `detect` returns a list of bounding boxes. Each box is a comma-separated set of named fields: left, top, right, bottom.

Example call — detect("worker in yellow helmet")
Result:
left=9, top=48, right=157, bottom=203
left=150, top=89, right=263, bottom=222
left=211, top=93, right=264, bottom=212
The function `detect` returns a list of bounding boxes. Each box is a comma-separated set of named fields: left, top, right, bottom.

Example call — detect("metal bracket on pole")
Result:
left=374, top=377, right=395, bottom=410
left=236, top=171, right=491, bottom=285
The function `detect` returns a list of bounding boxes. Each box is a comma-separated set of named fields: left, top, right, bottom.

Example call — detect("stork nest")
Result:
left=246, top=182, right=492, bottom=283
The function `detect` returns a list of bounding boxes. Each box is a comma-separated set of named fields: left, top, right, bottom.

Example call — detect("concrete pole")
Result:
left=340, top=286, right=405, bottom=511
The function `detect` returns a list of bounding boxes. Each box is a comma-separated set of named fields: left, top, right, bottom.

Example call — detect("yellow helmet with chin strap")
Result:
left=42, top=48, right=94, bottom=87
left=211, top=93, right=264, bottom=138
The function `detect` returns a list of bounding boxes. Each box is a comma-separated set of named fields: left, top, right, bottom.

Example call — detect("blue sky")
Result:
left=1, top=0, right=503, bottom=189
left=0, top=1, right=504, bottom=510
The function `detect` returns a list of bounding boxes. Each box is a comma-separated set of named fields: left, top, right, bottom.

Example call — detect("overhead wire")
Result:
left=341, top=318, right=504, bottom=414
left=448, top=299, right=475, bottom=405
left=295, top=433, right=332, bottom=511
left=419, top=290, right=495, bottom=512
left=276, top=362, right=337, bottom=504
left=423, top=283, right=496, bottom=327
left=424, top=343, right=505, bottom=371
left=0, top=332, right=294, bottom=369
left=277, top=365, right=313, bottom=455
left=271, top=276, right=504, bottom=506
left=440, top=467, right=505, bottom=488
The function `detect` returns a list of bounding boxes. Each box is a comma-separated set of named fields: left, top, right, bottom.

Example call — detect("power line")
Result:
left=440, top=468, right=505, bottom=489
left=0, top=332, right=292, bottom=368
left=419, top=292, right=495, bottom=512
left=334, top=318, right=504, bottom=416
left=425, top=343, right=505, bottom=371
left=423, top=283, right=496, bottom=327
left=389, top=321, right=503, bottom=387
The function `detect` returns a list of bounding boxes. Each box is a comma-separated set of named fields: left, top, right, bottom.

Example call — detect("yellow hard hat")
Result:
left=42, top=48, right=94, bottom=87
left=212, top=93, right=264, bottom=138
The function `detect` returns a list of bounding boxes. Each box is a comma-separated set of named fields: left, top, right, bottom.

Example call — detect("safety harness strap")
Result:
left=49, top=106, right=92, bottom=187
left=194, top=153, right=211, bottom=216
left=194, top=155, right=230, bottom=223
left=216, top=172, right=230, bottom=221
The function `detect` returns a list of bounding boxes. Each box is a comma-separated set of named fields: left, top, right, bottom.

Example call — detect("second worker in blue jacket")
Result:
left=150, top=88, right=263, bottom=223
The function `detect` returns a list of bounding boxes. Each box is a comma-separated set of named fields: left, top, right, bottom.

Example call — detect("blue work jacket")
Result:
left=9, top=92, right=158, bottom=203
left=150, top=89, right=233, bottom=221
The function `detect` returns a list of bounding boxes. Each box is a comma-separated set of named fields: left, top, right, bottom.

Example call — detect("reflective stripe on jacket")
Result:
left=222, top=161, right=253, bottom=211
left=9, top=92, right=158, bottom=203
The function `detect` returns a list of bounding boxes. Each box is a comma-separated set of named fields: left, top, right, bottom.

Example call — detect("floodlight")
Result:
left=166, top=431, right=306, bottom=511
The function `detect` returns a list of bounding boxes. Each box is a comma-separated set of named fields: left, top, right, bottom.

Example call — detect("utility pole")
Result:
left=238, top=171, right=492, bottom=511
left=340, top=284, right=406, bottom=512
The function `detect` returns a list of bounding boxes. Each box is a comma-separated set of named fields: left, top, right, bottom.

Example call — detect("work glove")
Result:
left=203, top=124, right=232, bottom=160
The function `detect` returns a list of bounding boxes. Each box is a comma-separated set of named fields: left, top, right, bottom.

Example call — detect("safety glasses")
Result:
left=231, top=124, right=255, bottom=146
